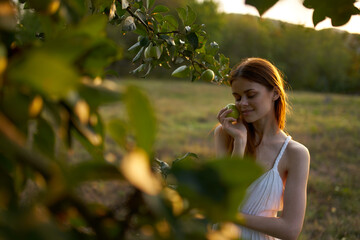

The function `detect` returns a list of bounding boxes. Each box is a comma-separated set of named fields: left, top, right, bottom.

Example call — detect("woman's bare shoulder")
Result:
left=286, top=139, right=310, bottom=168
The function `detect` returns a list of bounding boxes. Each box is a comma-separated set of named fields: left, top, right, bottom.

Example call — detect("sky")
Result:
left=216, top=0, right=360, bottom=34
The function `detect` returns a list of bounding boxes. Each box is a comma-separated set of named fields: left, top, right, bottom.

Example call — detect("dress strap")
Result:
left=273, top=136, right=292, bottom=169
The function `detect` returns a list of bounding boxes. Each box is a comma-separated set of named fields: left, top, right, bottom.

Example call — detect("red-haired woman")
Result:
left=215, top=58, right=310, bottom=240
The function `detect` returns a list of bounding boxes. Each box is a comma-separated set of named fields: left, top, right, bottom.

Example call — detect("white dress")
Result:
left=239, top=136, right=291, bottom=240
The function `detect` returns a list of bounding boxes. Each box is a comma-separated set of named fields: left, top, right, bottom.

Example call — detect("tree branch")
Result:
left=125, top=5, right=152, bottom=33
left=157, top=31, right=180, bottom=35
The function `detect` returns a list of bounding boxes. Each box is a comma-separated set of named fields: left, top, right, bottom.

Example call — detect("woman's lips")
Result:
left=241, top=110, right=253, bottom=116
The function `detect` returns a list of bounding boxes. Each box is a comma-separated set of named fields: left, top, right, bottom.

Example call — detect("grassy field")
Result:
left=100, top=78, right=360, bottom=239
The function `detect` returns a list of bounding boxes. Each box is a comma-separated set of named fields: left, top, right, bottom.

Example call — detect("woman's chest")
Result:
left=256, top=146, right=288, bottom=180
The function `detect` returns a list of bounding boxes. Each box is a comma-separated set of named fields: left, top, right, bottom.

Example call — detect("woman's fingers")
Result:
left=218, top=109, right=234, bottom=123
left=225, top=116, right=237, bottom=123
left=222, top=117, right=237, bottom=129
left=217, top=108, right=228, bottom=121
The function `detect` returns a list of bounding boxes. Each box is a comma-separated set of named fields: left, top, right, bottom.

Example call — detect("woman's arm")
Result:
left=214, top=124, right=231, bottom=158
left=214, top=124, right=246, bottom=158
left=236, top=142, right=310, bottom=240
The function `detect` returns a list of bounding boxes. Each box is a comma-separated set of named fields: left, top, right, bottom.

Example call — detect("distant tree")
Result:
left=188, top=0, right=225, bottom=42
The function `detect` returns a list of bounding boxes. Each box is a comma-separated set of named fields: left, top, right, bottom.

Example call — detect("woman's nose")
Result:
left=239, top=97, right=248, bottom=106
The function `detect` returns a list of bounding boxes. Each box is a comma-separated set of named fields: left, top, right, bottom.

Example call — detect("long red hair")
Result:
left=229, top=58, right=289, bottom=158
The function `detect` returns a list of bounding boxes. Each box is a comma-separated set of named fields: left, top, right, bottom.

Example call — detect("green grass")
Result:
left=100, top=78, right=360, bottom=239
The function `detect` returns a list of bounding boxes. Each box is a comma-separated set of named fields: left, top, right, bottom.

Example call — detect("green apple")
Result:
left=225, top=103, right=240, bottom=119
left=144, top=43, right=152, bottom=59
left=144, top=43, right=163, bottom=59
left=152, top=45, right=162, bottom=59
left=201, top=69, right=215, bottom=81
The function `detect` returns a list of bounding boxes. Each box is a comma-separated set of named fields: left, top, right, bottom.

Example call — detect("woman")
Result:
left=215, top=58, right=310, bottom=240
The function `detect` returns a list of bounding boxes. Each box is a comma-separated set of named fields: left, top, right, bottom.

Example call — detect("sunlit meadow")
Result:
left=98, top=78, right=360, bottom=239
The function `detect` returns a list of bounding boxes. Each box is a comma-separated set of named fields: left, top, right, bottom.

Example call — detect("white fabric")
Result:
left=239, top=136, right=292, bottom=240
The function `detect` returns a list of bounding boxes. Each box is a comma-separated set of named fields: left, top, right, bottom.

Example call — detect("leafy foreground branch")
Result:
left=0, top=112, right=263, bottom=240
left=0, top=0, right=276, bottom=239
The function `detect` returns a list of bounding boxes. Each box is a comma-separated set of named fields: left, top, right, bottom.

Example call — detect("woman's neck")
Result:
left=252, top=113, right=281, bottom=142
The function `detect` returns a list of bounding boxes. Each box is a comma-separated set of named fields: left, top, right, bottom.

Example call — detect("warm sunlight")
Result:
left=216, top=0, right=360, bottom=34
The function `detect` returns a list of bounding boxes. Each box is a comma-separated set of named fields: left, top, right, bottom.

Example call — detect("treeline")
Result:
left=219, top=14, right=360, bottom=93
left=110, top=0, right=360, bottom=94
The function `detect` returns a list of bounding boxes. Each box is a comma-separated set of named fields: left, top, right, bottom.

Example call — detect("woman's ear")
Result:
left=273, top=89, right=280, bottom=101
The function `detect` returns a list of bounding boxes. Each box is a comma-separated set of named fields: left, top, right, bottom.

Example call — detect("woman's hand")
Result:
left=216, top=107, right=246, bottom=141
left=215, top=107, right=247, bottom=157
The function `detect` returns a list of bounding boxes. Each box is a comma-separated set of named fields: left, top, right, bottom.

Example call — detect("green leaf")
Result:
left=151, top=5, right=169, bottom=14
left=219, top=53, right=230, bottom=66
left=331, top=5, right=360, bottom=26
left=41, top=36, right=93, bottom=63
left=185, top=5, right=197, bottom=25
left=139, top=36, right=150, bottom=46
left=116, top=2, right=127, bottom=17
left=142, top=62, right=153, bottom=77
left=164, top=15, right=178, bottom=29
left=173, top=152, right=198, bottom=165
left=204, top=54, right=215, bottom=65
left=132, top=46, right=144, bottom=62
left=78, top=82, right=122, bottom=110
left=153, top=12, right=164, bottom=22
left=171, top=156, right=263, bottom=222
left=73, top=14, right=108, bottom=38
left=107, top=119, right=127, bottom=148
left=159, top=34, right=176, bottom=46
left=206, top=41, right=219, bottom=55
left=61, top=0, right=87, bottom=20
left=146, top=0, right=155, bottom=9
left=303, top=0, right=360, bottom=27
left=131, top=63, right=147, bottom=74
left=105, top=69, right=120, bottom=78
left=134, top=22, right=148, bottom=36
left=186, top=32, right=199, bottom=49
left=8, top=49, right=79, bottom=99
left=245, top=0, right=278, bottom=15
left=312, top=8, right=326, bottom=26
left=90, top=0, right=113, bottom=12
left=177, top=7, right=187, bottom=25
left=171, top=65, right=190, bottom=78
left=128, top=41, right=141, bottom=51
left=124, top=85, right=156, bottom=155
left=81, top=40, right=120, bottom=77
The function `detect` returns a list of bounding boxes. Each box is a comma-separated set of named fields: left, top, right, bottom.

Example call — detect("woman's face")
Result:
left=231, top=77, right=276, bottom=123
